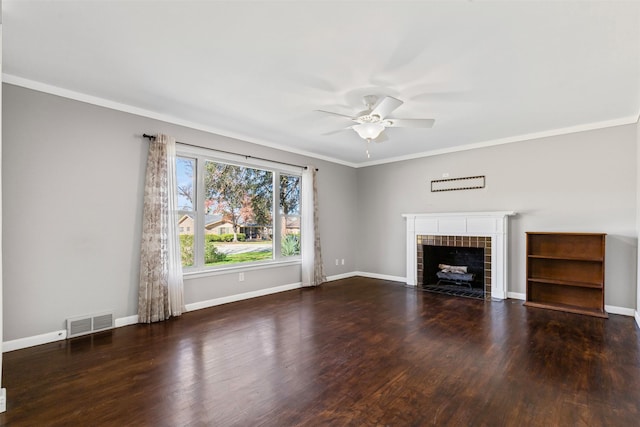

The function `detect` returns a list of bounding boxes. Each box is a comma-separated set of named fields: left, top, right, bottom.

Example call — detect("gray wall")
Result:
left=356, top=125, right=637, bottom=308
left=2, top=82, right=637, bottom=343
left=2, top=84, right=357, bottom=341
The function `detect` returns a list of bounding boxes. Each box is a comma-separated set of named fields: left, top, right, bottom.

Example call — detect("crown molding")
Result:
left=4, top=74, right=635, bottom=170
left=2, top=74, right=358, bottom=168
left=357, top=115, right=639, bottom=168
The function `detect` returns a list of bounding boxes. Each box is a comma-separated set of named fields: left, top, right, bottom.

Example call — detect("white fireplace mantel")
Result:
left=402, top=211, right=516, bottom=299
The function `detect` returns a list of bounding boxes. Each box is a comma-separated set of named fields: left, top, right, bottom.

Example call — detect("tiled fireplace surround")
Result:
left=403, top=212, right=515, bottom=300
left=417, top=235, right=492, bottom=299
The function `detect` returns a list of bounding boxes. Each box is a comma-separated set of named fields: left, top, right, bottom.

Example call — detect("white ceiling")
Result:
left=4, top=1, right=640, bottom=167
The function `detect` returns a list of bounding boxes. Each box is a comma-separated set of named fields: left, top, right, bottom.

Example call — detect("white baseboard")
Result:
left=3, top=329, right=67, bottom=353
left=352, top=271, right=407, bottom=283
left=185, top=282, right=302, bottom=312
left=326, top=271, right=407, bottom=283
left=4, top=315, right=139, bottom=352
left=326, top=272, right=358, bottom=281
left=7, top=279, right=635, bottom=353
left=115, top=315, right=139, bottom=327
left=2, top=283, right=302, bottom=352
left=496, top=294, right=635, bottom=318
left=605, top=305, right=635, bottom=317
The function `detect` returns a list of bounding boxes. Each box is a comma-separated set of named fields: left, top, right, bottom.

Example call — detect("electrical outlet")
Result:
left=341, top=259, right=345, bottom=265
left=239, top=272, right=245, bottom=282
left=335, top=259, right=339, bottom=265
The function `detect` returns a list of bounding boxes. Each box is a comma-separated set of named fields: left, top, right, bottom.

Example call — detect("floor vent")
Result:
left=66, top=311, right=114, bottom=338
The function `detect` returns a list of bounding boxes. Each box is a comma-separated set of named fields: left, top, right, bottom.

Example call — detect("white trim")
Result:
left=114, top=315, right=139, bottom=328
left=4, top=315, right=137, bottom=352
left=605, top=305, right=635, bottom=317
left=402, top=211, right=517, bottom=218
left=4, top=74, right=638, bottom=170
left=2, top=74, right=358, bottom=168
left=507, top=292, right=526, bottom=300
left=403, top=211, right=516, bottom=300
left=485, top=293, right=635, bottom=317
left=184, top=282, right=302, bottom=312
left=183, top=259, right=301, bottom=280
left=3, top=282, right=302, bottom=352
left=6, top=282, right=633, bottom=353
left=357, top=116, right=639, bottom=168
left=178, top=143, right=303, bottom=175
left=3, top=330, right=67, bottom=353
left=344, top=281, right=636, bottom=319
left=326, top=272, right=359, bottom=281
left=327, top=271, right=409, bottom=283
left=352, top=271, right=406, bottom=283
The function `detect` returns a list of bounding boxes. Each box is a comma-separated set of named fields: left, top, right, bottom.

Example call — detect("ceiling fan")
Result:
left=316, top=95, right=435, bottom=158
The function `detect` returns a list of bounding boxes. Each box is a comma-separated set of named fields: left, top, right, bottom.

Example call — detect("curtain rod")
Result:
left=142, top=134, right=316, bottom=171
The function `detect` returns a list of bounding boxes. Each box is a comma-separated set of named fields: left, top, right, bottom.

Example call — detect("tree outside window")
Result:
left=280, top=174, right=301, bottom=256
left=176, top=154, right=301, bottom=270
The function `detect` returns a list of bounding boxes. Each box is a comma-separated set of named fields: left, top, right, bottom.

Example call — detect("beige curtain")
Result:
left=301, top=167, right=326, bottom=287
left=138, top=134, right=185, bottom=323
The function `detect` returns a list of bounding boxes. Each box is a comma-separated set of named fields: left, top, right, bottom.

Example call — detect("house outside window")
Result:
left=175, top=147, right=302, bottom=271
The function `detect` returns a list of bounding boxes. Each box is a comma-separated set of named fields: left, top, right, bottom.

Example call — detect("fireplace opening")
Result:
left=422, top=245, right=485, bottom=299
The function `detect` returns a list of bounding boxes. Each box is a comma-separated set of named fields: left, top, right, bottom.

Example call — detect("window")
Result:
left=177, top=157, right=196, bottom=267
left=175, top=147, right=302, bottom=271
left=280, top=174, right=301, bottom=257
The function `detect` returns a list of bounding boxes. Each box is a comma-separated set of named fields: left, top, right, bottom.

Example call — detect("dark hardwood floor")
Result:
left=2, top=277, right=640, bottom=426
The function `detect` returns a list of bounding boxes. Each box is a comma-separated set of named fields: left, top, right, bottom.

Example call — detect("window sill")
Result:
left=183, top=259, right=302, bottom=280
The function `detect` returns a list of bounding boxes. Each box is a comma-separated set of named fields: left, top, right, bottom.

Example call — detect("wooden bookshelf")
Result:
left=524, top=232, right=607, bottom=318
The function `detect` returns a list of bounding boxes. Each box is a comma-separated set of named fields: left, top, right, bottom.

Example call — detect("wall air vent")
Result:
left=66, top=311, right=114, bottom=338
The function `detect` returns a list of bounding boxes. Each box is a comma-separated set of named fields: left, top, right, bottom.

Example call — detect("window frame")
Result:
left=176, top=144, right=303, bottom=275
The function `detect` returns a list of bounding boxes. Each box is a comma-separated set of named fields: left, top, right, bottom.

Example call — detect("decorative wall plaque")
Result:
left=431, top=175, right=485, bottom=192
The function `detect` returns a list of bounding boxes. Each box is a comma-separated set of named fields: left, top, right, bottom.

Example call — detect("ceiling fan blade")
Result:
left=321, top=126, right=353, bottom=136
left=315, top=110, right=355, bottom=120
left=386, top=118, right=435, bottom=128
left=370, top=96, right=403, bottom=119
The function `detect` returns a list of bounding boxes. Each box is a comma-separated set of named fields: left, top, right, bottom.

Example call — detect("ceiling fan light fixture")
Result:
left=353, top=123, right=385, bottom=140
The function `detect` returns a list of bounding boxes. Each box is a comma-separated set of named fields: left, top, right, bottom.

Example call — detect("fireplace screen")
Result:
left=423, top=245, right=485, bottom=299
left=436, top=264, right=475, bottom=288
left=424, top=246, right=484, bottom=285
left=416, top=234, right=492, bottom=300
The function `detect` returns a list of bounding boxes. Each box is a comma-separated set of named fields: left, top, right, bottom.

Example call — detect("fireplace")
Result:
left=419, top=235, right=491, bottom=300
left=402, top=212, right=515, bottom=300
